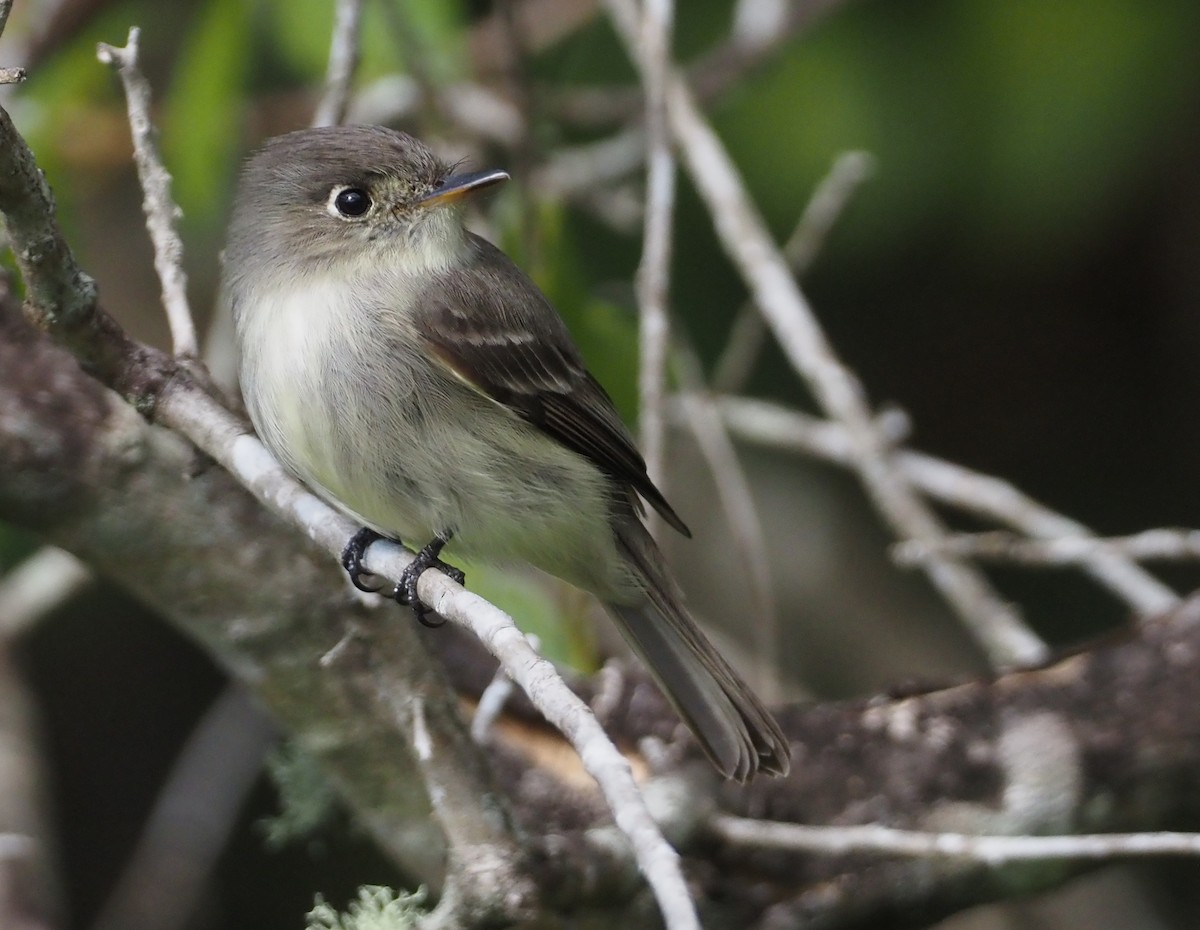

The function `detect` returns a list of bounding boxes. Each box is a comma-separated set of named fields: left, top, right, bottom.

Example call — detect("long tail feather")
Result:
left=606, top=532, right=790, bottom=782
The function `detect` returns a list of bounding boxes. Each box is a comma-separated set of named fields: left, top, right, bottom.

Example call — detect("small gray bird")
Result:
left=223, top=125, right=790, bottom=781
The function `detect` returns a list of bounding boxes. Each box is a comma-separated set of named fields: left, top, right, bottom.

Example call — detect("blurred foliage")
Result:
left=161, top=0, right=252, bottom=228
left=716, top=0, right=1200, bottom=266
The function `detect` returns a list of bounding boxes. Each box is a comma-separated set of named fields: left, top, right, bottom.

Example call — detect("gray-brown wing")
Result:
left=414, top=234, right=690, bottom=537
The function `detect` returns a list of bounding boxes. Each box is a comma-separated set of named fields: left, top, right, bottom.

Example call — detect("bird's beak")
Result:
left=416, top=168, right=510, bottom=209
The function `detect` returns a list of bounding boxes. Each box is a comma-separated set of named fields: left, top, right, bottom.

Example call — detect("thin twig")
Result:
left=0, top=0, right=13, bottom=40
left=312, top=0, right=364, bottom=128
left=0, top=68, right=25, bottom=84
left=0, top=547, right=93, bottom=639
left=710, top=396, right=1180, bottom=616
left=619, top=0, right=677, bottom=491
left=896, top=529, right=1200, bottom=568
left=606, top=0, right=1048, bottom=669
left=712, top=150, right=873, bottom=393
left=712, top=815, right=1200, bottom=864
left=671, top=344, right=781, bottom=700
left=96, top=28, right=197, bottom=358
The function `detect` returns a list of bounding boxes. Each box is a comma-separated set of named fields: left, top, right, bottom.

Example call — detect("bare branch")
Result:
left=896, top=528, right=1200, bottom=568
left=0, top=68, right=25, bottom=84
left=712, top=815, right=1200, bottom=864
left=710, top=395, right=1181, bottom=615
left=313, top=0, right=364, bottom=128
left=608, top=0, right=677, bottom=491
left=712, top=150, right=874, bottom=393
left=0, top=547, right=92, bottom=639
left=550, top=0, right=849, bottom=130
left=96, top=28, right=197, bottom=359
left=471, top=635, right=537, bottom=743
left=605, top=0, right=1047, bottom=668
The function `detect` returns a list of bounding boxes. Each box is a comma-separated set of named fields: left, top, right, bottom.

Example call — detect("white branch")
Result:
left=0, top=546, right=93, bottom=639
left=616, top=0, right=677, bottom=490
left=712, top=815, right=1200, bottom=864
left=97, top=28, right=197, bottom=358
left=471, top=634, right=537, bottom=743
left=896, top=528, right=1200, bottom=568
left=711, top=395, right=1180, bottom=616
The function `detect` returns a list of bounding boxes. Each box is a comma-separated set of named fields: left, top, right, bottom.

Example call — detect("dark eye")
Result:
left=332, top=187, right=371, bottom=217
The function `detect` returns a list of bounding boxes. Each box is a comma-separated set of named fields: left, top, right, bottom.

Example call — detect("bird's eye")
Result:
left=329, top=187, right=371, bottom=218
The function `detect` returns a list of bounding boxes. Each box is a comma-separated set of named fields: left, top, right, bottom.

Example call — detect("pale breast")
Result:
left=236, top=274, right=632, bottom=597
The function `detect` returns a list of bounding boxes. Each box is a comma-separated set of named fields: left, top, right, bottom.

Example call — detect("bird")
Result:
left=223, top=124, right=790, bottom=781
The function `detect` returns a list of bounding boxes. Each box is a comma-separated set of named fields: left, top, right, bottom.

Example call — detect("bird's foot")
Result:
left=393, top=533, right=465, bottom=628
left=341, top=527, right=386, bottom=593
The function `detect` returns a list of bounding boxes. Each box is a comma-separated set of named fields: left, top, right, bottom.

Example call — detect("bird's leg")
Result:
left=341, top=527, right=386, bottom=593
left=394, top=532, right=466, bottom=628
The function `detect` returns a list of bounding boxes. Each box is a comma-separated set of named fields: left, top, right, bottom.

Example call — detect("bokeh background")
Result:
left=3, top=0, right=1200, bottom=927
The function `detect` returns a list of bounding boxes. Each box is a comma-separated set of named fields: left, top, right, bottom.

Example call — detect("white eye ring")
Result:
left=327, top=185, right=372, bottom=220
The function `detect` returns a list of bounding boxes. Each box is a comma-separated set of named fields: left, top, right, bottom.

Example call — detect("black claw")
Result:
left=341, top=527, right=386, bottom=593
left=392, top=533, right=464, bottom=627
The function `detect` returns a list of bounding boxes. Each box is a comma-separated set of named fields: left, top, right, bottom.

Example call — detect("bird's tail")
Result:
left=605, top=533, right=790, bottom=782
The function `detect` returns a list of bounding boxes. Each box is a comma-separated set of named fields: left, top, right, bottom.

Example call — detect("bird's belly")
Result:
left=246, top=342, right=628, bottom=596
